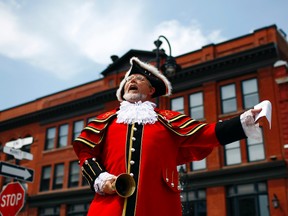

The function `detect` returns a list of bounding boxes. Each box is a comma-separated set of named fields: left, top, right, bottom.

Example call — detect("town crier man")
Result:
left=73, top=57, right=263, bottom=216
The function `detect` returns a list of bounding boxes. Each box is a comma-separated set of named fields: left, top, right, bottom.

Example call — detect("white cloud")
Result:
left=0, top=0, right=226, bottom=80
left=0, top=3, right=47, bottom=58
left=0, top=0, right=146, bottom=79
left=150, top=20, right=226, bottom=56
left=63, top=1, right=143, bottom=63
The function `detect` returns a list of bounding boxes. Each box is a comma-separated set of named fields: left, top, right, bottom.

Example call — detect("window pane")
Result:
left=191, top=158, right=206, bottom=170
left=222, top=98, right=237, bottom=113
left=182, top=190, right=207, bottom=216
left=191, top=106, right=204, bottom=119
left=226, top=149, right=241, bottom=165
left=190, top=92, right=204, bottom=119
left=40, top=166, right=51, bottom=191
left=82, top=175, right=89, bottom=186
left=242, top=79, right=257, bottom=94
left=239, top=197, right=257, bottom=216
left=258, top=182, right=267, bottom=192
left=259, top=195, right=270, bottom=216
left=45, top=127, right=56, bottom=150
left=57, top=124, right=68, bottom=148
left=171, top=97, right=184, bottom=113
left=221, top=84, right=236, bottom=99
left=190, top=92, right=203, bottom=106
left=248, top=144, right=265, bottom=161
left=225, top=141, right=241, bottom=165
left=39, top=206, right=60, bottom=216
left=237, top=184, right=255, bottom=194
left=225, top=140, right=240, bottom=149
left=227, top=182, right=269, bottom=216
left=242, top=79, right=259, bottom=109
left=188, top=191, right=196, bottom=201
left=244, top=93, right=259, bottom=108
left=69, top=161, right=80, bottom=188
left=73, top=120, right=84, bottom=140
left=228, top=187, right=236, bottom=196
left=248, top=134, right=263, bottom=144
left=247, top=131, right=265, bottom=162
left=196, top=201, right=207, bottom=216
left=181, top=192, right=187, bottom=202
left=53, top=164, right=64, bottom=189
left=221, top=84, right=237, bottom=113
left=198, top=190, right=206, bottom=199
left=67, top=203, right=89, bottom=216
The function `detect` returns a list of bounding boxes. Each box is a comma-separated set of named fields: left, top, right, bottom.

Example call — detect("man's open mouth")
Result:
left=128, top=85, right=138, bottom=91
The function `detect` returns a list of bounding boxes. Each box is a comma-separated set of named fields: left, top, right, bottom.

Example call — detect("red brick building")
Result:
left=1, top=24, right=288, bottom=216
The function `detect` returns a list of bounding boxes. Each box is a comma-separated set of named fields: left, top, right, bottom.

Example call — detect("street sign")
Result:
left=0, top=182, right=25, bottom=216
left=0, top=162, right=34, bottom=183
left=3, top=146, right=33, bottom=160
left=5, top=137, right=33, bottom=149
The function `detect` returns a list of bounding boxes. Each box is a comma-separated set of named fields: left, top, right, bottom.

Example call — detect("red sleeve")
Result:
left=73, top=141, right=101, bottom=166
left=176, top=123, right=220, bottom=165
left=73, top=110, right=117, bottom=166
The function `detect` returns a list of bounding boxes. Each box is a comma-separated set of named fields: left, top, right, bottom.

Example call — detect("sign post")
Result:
left=3, top=146, right=33, bottom=160
left=4, top=137, right=34, bottom=161
left=0, top=182, right=25, bottom=216
left=5, top=137, right=33, bottom=149
left=0, top=162, right=34, bottom=183
left=0, top=137, right=34, bottom=216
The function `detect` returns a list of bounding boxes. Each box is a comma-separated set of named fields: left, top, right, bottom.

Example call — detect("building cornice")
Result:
left=28, top=161, right=287, bottom=207
left=27, top=188, right=93, bottom=207
left=172, top=43, right=279, bottom=92
left=182, top=160, right=287, bottom=190
left=0, top=88, right=117, bottom=131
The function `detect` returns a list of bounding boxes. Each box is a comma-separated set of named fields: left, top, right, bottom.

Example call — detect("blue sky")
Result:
left=0, top=0, right=287, bottom=111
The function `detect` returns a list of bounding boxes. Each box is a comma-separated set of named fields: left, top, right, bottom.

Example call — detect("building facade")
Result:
left=0, top=25, right=288, bottom=216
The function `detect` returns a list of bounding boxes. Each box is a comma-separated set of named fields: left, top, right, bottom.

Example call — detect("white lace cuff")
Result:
left=94, top=172, right=116, bottom=195
left=240, top=109, right=261, bottom=141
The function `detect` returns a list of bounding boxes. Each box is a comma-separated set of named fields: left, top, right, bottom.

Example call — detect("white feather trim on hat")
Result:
left=116, top=57, right=172, bottom=102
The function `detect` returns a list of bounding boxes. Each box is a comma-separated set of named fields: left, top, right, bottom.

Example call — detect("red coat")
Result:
left=73, top=109, right=220, bottom=216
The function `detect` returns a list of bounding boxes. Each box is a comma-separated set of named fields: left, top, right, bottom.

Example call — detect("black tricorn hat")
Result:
left=116, top=57, right=172, bottom=101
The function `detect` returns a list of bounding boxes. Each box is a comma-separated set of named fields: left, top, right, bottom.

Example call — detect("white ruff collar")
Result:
left=116, top=101, right=158, bottom=124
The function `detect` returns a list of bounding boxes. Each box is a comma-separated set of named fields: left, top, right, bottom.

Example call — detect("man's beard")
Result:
left=123, top=93, right=147, bottom=102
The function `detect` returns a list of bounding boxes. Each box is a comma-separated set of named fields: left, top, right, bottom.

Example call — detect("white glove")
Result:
left=240, top=109, right=262, bottom=141
left=94, top=172, right=116, bottom=195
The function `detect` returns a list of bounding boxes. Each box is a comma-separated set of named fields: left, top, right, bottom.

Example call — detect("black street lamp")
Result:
left=153, top=35, right=180, bottom=77
left=272, top=194, right=280, bottom=209
left=179, top=165, right=189, bottom=216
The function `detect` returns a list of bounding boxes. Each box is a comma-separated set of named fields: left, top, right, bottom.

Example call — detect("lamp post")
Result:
left=179, top=165, right=189, bottom=216
left=272, top=194, right=280, bottom=209
left=153, top=35, right=180, bottom=107
left=153, top=35, right=180, bottom=77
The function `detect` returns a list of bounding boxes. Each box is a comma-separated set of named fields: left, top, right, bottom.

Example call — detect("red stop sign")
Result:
left=0, top=182, right=25, bottom=216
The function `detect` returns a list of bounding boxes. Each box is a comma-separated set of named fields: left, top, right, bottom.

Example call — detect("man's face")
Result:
left=123, top=74, right=155, bottom=103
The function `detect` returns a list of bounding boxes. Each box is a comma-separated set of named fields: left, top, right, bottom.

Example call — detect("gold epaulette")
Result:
left=74, top=110, right=117, bottom=148
left=157, top=110, right=207, bottom=136
left=92, top=110, right=118, bottom=122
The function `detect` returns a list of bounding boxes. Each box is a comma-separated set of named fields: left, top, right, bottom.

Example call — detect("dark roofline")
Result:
left=101, top=49, right=159, bottom=76
left=0, top=88, right=117, bottom=132
left=172, top=43, right=279, bottom=92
